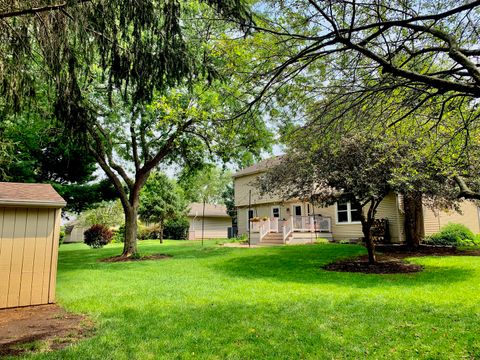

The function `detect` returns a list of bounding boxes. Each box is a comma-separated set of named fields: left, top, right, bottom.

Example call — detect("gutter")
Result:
left=0, top=199, right=66, bottom=208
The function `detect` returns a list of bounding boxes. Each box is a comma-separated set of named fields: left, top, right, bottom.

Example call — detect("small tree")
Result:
left=138, top=172, right=187, bottom=243
left=261, top=135, right=412, bottom=264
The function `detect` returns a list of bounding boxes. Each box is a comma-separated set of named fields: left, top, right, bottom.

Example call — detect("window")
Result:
left=336, top=201, right=361, bottom=224
left=272, top=207, right=280, bottom=218
left=247, top=209, right=254, bottom=228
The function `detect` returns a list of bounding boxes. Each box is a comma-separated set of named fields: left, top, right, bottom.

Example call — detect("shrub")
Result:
left=111, top=224, right=125, bottom=243
left=163, top=217, right=190, bottom=240
left=424, top=223, right=477, bottom=246
left=59, top=229, right=65, bottom=244
left=84, top=224, right=113, bottom=248
left=138, top=224, right=163, bottom=240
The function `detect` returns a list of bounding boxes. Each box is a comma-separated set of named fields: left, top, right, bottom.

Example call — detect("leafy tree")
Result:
left=260, top=131, right=458, bottom=264
left=0, top=114, right=96, bottom=183
left=1, top=1, right=271, bottom=258
left=225, top=0, right=480, bottom=200
left=78, top=201, right=124, bottom=228
left=139, top=172, right=187, bottom=243
left=178, top=165, right=232, bottom=204
left=53, top=179, right=119, bottom=214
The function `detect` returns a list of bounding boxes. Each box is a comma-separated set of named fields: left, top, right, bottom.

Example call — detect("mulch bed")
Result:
left=0, top=304, right=93, bottom=357
left=323, top=255, right=423, bottom=274
left=100, top=253, right=172, bottom=263
left=323, top=246, right=480, bottom=274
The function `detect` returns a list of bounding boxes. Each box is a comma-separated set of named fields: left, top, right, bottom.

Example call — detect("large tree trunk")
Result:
left=404, top=192, right=424, bottom=249
left=361, top=219, right=376, bottom=265
left=122, top=204, right=138, bottom=257
left=159, top=219, right=164, bottom=244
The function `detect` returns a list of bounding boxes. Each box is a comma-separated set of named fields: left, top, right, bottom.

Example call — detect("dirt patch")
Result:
left=0, top=304, right=93, bottom=357
left=100, top=253, right=172, bottom=263
left=323, top=255, right=423, bottom=274
left=324, top=246, right=480, bottom=274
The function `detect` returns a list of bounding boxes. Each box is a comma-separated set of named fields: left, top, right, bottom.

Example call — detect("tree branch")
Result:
left=454, top=175, right=480, bottom=200
left=0, top=0, right=91, bottom=20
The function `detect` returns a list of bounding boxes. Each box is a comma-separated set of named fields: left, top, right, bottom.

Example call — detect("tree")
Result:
left=78, top=200, right=124, bottom=228
left=138, top=172, right=187, bottom=243
left=230, top=0, right=480, bottom=199
left=260, top=130, right=460, bottom=264
left=0, top=1, right=272, bottom=258
left=178, top=165, right=232, bottom=204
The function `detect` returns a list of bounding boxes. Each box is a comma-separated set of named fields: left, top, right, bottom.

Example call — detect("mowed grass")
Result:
left=16, top=240, right=480, bottom=359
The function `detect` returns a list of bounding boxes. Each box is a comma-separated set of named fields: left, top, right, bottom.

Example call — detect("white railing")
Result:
left=259, top=218, right=271, bottom=241
left=291, top=215, right=332, bottom=233
left=283, top=217, right=293, bottom=243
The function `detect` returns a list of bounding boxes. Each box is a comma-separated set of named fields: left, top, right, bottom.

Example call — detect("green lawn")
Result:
left=17, top=240, right=480, bottom=359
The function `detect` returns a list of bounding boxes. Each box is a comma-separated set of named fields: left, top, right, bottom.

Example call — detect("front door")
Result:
left=293, top=205, right=302, bottom=216
left=292, top=205, right=302, bottom=229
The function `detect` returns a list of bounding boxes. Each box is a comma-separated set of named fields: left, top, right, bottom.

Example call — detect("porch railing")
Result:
left=291, top=215, right=331, bottom=233
left=250, top=215, right=332, bottom=242
left=283, top=219, right=292, bottom=243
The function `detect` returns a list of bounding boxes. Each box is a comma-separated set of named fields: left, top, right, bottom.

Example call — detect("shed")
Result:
left=0, top=182, right=66, bottom=309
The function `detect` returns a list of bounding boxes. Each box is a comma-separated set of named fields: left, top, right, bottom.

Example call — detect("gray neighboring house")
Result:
left=64, top=220, right=89, bottom=243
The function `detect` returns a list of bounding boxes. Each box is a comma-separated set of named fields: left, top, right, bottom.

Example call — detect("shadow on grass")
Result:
left=48, top=296, right=480, bottom=360
left=58, top=241, right=235, bottom=273
left=210, top=244, right=477, bottom=288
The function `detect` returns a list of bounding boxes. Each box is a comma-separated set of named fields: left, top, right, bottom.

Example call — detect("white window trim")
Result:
left=335, top=201, right=362, bottom=225
left=271, top=206, right=281, bottom=219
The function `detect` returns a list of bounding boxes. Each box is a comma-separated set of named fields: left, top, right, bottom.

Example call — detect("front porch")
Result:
left=249, top=215, right=333, bottom=245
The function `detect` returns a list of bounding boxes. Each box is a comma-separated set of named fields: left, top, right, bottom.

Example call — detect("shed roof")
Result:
left=0, top=182, right=66, bottom=208
left=232, top=156, right=282, bottom=178
left=187, top=203, right=230, bottom=218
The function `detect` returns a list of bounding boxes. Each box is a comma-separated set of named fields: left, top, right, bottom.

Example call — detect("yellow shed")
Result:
left=0, top=182, right=66, bottom=309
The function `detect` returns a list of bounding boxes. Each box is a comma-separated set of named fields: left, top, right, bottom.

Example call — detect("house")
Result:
left=233, top=158, right=480, bottom=245
left=64, top=220, right=89, bottom=243
left=187, top=203, right=232, bottom=240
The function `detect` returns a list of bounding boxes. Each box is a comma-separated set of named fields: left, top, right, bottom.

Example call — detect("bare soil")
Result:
left=323, top=246, right=480, bottom=274
left=0, top=304, right=93, bottom=358
left=100, top=253, right=172, bottom=262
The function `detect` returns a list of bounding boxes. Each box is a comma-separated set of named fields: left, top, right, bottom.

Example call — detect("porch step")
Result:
left=261, top=233, right=284, bottom=244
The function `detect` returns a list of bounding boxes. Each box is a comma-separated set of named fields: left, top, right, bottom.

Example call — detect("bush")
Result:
left=84, top=224, right=113, bottom=248
left=163, top=217, right=190, bottom=240
left=424, top=223, right=478, bottom=246
left=59, top=229, right=65, bottom=244
left=138, top=224, right=163, bottom=240
left=111, top=224, right=125, bottom=243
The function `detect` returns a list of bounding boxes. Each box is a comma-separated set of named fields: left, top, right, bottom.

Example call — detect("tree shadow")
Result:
left=52, top=296, right=480, bottom=359
left=58, top=241, right=235, bottom=273
left=210, top=244, right=477, bottom=288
